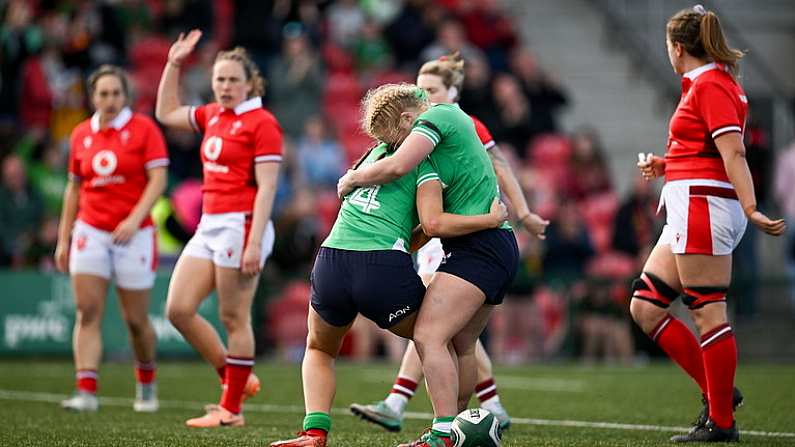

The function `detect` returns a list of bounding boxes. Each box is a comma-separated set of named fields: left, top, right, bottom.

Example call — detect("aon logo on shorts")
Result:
left=389, top=305, right=411, bottom=322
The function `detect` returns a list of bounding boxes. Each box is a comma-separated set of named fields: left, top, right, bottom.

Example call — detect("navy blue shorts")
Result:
left=437, top=229, right=519, bottom=305
left=310, top=247, right=425, bottom=329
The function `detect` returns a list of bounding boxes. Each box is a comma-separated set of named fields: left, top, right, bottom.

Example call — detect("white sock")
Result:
left=384, top=393, right=408, bottom=414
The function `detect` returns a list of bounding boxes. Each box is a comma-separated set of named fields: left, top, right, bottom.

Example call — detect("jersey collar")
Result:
left=90, top=107, right=133, bottom=133
left=683, top=62, right=720, bottom=81
left=231, top=96, right=262, bottom=115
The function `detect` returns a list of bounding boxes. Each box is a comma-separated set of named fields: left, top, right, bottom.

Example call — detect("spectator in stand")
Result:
left=457, top=54, right=498, bottom=130
left=733, top=119, right=773, bottom=317
left=574, top=278, right=634, bottom=365
left=491, top=73, right=537, bottom=155
left=455, top=0, right=518, bottom=70
left=612, top=175, right=661, bottom=267
left=509, top=46, right=568, bottom=135
left=231, top=1, right=283, bottom=71
left=564, top=127, right=612, bottom=200
left=352, top=18, right=393, bottom=75
left=15, top=137, right=68, bottom=216
left=0, top=0, right=43, bottom=121
left=158, top=0, right=214, bottom=40
left=542, top=200, right=595, bottom=282
left=0, top=154, right=44, bottom=267
left=295, top=116, right=346, bottom=191
left=266, top=23, right=324, bottom=138
left=327, top=0, right=365, bottom=49
left=421, top=18, right=484, bottom=65
left=26, top=215, right=60, bottom=270
left=18, top=40, right=58, bottom=135
left=774, top=139, right=795, bottom=317
left=383, top=0, right=436, bottom=69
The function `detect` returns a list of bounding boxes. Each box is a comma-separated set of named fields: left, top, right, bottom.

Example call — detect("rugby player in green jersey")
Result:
left=350, top=52, right=548, bottom=434
left=271, top=84, right=507, bottom=447
left=337, top=84, right=521, bottom=447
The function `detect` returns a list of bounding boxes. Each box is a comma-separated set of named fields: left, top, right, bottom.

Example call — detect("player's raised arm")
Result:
left=155, top=29, right=202, bottom=130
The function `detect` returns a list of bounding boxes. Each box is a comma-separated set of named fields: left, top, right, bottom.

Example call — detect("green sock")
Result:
left=431, top=416, right=455, bottom=438
left=303, top=412, right=332, bottom=433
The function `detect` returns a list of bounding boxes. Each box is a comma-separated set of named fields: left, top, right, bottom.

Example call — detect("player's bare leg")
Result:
left=671, top=254, right=739, bottom=442
left=166, top=256, right=225, bottom=370
left=62, top=274, right=108, bottom=411
left=118, top=287, right=158, bottom=412
left=271, top=307, right=351, bottom=447
left=185, top=266, right=258, bottom=427
left=410, top=272, right=487, bottom=444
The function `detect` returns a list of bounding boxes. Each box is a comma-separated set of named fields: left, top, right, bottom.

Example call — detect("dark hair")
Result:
left=87, top=65, right=131, bottom=102
left=215, top=46, right=266, bottom=97
left=667, top=5, right=744, bottom=75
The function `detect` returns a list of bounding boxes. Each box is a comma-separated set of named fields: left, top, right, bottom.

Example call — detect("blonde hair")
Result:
left=215, top=46, right=266, bottom=97
left=361, top=83, right=429, bottom=145
left=419, top=52, right=465, bottom=97
left=667, top=5, right=744, bottom=75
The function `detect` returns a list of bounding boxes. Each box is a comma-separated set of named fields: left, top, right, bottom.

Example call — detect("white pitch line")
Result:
left=360, top=372, right=585, bottom=393
left=0, top=389, right=793, bottom=439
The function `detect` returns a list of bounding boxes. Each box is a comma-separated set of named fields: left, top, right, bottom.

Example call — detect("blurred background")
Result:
left=0, top=0, right=793, bottom=365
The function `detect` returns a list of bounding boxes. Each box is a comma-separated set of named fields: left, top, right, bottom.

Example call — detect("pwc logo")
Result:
left=203, top=136, right=223, bottom=161
left=92, top=150, right=117, bottom=176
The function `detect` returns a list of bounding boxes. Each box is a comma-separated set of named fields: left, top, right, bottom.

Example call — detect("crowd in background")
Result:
left=0, top=0, right=791, bottom=364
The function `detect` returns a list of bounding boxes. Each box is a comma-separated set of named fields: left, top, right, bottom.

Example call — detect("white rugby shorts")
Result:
left=69, top=219, right=157, bottom=289
left=182, top=212, right=275, bottom=268
left=416, top=237, right=445, bottom=276
left=656, top=179, right=747, bottom=256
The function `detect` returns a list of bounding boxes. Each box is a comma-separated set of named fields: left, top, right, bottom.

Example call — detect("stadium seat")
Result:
left=527, top=133, right=571, bottom=167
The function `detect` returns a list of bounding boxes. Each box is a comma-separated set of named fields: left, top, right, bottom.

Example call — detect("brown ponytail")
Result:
left=700, top=11, right=743, bottom=74
left=667, top=6, right=744, bottom=75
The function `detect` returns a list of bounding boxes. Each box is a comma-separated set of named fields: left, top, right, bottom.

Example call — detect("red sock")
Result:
left=76, top=369, right=98, bottom=394
left=135, top=361, right=156, bottom=384
left=391, top=376, right=418, bottom=399
left=650, top=315, right=708, bottom=394
left=220, top=356, right=253, bottom=414
left=701, top=323, right=737, bottom=429
left=306, top=429, right=327, bottom=438
left=475, top=378, right=499, bottom=403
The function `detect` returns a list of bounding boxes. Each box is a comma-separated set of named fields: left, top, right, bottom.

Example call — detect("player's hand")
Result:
left=748, top=210, right=786, bottom=236
left=112, top=218, right=138, bottom=244
left=519, top=212, right=550, bottom=240
left=241, top=244, right=261, bottom=276
left=54, top=241, right=69, bottom=273
left=168, top=29, right=202, bottom=66
left=489, top=197, right=509, bottom=227
left=337, top=169, right=356, bottom=199
left=637, top=152, right=665, bottom=181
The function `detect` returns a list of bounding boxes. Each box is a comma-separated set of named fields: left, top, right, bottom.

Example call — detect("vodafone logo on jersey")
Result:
left=89, top=150, right=125, bottom=187
left=92, top=150, right=118, bottom=176
left=203, top=136, right=230, bottom=173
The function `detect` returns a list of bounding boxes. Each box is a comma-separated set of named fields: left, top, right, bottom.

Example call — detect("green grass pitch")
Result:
left=1, top=360, right=793, bottom=446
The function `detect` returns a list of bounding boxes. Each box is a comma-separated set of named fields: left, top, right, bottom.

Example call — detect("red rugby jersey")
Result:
left=189, top=97, right=283, bottom=214
left=69, top=108, right=169, bottom=231
left=665, top=63, right=747, bottom=182
left=470, top=115, right=496, bottom=150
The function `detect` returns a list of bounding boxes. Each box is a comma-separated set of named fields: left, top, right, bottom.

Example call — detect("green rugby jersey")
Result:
left=323, top=143, right=440, bottom=252
left=412, top=104, right=511, bottom=230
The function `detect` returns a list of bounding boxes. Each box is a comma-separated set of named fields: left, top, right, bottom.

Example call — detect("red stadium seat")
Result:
left=527, top=134, right=571, bottom=167
left=578, top=192, right=619, bottom=253
left=586, top=251, right=636, bottom=279
left=324, top=73, right=362, bottom=109
left=322, top=43, right=355, bottom=74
